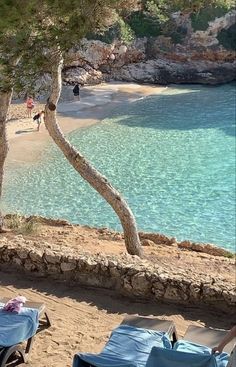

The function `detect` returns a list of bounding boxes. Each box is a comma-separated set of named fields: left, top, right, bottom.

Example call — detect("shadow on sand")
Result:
left=15, top=128, right=35, bottom=135
left=0, top=269, right=232, bottom=332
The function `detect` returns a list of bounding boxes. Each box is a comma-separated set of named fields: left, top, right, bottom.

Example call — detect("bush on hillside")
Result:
left=87, top=18, right=134, bottom=44
left=191, top=5, right=230, bottom=31
left=127, top=11, right=162, bottom=37
left=217, top=23, right=236, bottom=50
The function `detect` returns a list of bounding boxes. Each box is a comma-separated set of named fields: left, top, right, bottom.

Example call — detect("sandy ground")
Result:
left=0, top=270, right=233, bottom=367
left=1, top=83, right=235, bottom=366
left=1, top=220, right=235, bottom=366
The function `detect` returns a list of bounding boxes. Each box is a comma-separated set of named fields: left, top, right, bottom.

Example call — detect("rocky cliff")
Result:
left=63, top=10, right=236, bottom=85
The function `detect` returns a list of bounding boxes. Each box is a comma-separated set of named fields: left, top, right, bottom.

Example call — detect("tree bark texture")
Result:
left=0, top=90, right=13, bottom=231
left=45, top=55, right=143, bottom=257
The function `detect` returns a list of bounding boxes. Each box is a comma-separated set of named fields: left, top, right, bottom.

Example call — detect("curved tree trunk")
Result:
left=45, top=55, right=142, bottom=257
left=0, top=90, right=13, bottom=232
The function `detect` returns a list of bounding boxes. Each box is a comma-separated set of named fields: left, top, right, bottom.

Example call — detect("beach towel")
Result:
left=146, top=340, right=229, bottom=367
left=73, top=324, right=171, bottom=367
left=146, top=346, right=217, bottom=367
left=174, top=340, right=229, bottom=367
left=0, top=304, right=39, bottom=347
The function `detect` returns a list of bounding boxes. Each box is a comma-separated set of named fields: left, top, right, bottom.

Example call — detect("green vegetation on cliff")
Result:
left=217, top=23, right=236, bottom=50
left=90, top=0, right=235, bottom=47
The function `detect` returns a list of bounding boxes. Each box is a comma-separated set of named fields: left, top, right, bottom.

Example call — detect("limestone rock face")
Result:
left=65, top=39, right=145, bottom=70
left=64, top=38, right=145, bottom=85
left=66, top=40, right=114, bottom=69
left=111, top=59, right=236, bottom=85
left=62, top=10, right=236, bottom=86
left=63, top=66, right=103, bottom=85
left=188, top=10, right=236, bottom=48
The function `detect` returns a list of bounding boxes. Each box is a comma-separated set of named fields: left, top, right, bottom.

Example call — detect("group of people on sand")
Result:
left=25, top=83, right=82, bottom=132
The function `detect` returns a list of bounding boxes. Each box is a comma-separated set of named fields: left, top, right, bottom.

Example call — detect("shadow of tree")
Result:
left=109, top=86, right=235, bottom=138
left=15, top=128, right=35, bottom=135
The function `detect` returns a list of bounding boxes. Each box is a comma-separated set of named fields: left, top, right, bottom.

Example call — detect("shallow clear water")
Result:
left=2, top=84, right=236, bottom=251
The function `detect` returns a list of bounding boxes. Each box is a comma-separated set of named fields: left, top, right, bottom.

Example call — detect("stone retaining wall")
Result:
left=0, top=237, right=235, bottom=312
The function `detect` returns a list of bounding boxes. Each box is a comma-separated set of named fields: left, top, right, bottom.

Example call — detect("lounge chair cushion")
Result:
left=0, top=305, right=39, bottom=347
left=146, top=340, right=229, bottom=367
left=146, top=346, right=217, bottom=367
left=73, top=324, right=171, bottom=367
left=174, top=340, right=229, bottom=367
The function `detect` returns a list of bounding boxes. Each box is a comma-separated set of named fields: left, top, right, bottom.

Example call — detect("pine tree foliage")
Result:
left=0, top=0, right=144, bottom=256
left=0, top=0, right=142, bottom=91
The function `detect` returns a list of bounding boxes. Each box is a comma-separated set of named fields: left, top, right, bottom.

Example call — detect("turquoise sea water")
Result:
left=2, top=84, right=236, bottom=251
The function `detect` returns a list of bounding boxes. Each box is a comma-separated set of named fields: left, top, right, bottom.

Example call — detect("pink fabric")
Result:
left=3, top=296, right=27, bottom=313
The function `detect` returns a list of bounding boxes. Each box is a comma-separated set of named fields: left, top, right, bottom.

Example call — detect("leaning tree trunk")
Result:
left=45, top=55, right=142, bottom=257
left=0, top=90, right=13, bottom=232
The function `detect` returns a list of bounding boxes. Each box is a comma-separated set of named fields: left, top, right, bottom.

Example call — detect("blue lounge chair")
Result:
left=146, top=343, right=229, bottom=367
left=145, top=325, right=234, bottom=367
left=146, top=338, right=230, bottom=367
left=183, top=325, right=236, bottom=355
left=0, top=299, right=51, bottom=367
left=73, top=316, right=177, bottom=367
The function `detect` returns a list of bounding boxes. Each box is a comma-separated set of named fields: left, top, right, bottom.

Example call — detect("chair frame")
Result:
left=121, top=315, right=178, bottom=345
left=0, top=298, right=51, bottom=367
left=183, top=325, right=236, bottom=355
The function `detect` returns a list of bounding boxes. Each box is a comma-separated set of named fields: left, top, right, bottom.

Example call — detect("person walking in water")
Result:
left=73, top=83, right=80, bottom=101
left=33, top=111, right=45, bottom=131
left=26, top=96, right=35, bottom=117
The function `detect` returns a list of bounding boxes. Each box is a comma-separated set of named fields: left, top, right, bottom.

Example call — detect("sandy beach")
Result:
left=6, top=83, right=168, bottom=166
left=0, top=268, right=232, bottom=367
left=1, top=82, right=235, bottom=367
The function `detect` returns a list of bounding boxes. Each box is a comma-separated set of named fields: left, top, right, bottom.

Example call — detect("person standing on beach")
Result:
left=73, top=83, right=80, bottom=101
left=26, top=96, right=35, bottom=117
left=33, top=111, right=45, bottom=131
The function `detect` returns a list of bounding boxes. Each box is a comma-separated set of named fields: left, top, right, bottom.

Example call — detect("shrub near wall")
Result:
left=0, top=236, right=235, bottom=312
